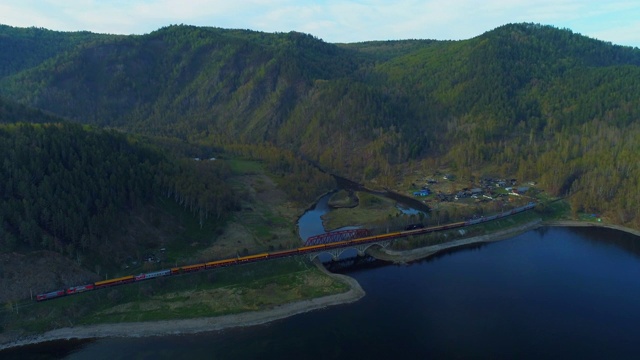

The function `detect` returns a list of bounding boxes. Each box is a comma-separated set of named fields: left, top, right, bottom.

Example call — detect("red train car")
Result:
left=66, top=284, right=95, bottom=295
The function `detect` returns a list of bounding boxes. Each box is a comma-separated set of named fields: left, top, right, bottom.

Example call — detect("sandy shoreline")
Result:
left=0, top=267, right=365, bottom=351
left=2, top=218, right=638, bottom=351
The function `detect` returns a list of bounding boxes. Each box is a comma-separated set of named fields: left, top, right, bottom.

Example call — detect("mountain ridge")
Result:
left=1, top=22, right=640, bottom=226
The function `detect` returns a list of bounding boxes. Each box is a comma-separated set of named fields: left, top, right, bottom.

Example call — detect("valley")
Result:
left=0, top=21, right=639, bottom=346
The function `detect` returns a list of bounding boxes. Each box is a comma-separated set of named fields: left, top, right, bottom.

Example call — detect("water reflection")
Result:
left=566, top=226, right=640, bottom=259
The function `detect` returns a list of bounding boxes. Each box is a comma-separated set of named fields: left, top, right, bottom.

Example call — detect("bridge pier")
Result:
left=328, top=249, right=342, bottom=261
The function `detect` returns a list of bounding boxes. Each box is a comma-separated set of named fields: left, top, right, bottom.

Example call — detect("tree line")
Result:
left=0, top=122, right=238, bottom=262
left=2, top=23, right=640, bottom=227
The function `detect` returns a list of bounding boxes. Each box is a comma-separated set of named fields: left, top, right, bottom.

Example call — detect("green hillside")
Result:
left=0, top=24, right=118, bottom=79
left=1, top=22, right=640, bottom=228
left=0, top=120, right=241, bottom=263
left=0, top=96, right=336, bottom=302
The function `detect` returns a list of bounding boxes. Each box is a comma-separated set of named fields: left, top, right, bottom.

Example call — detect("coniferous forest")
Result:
left=1, top=22, right=640, bottom=286
left=0, top=120, right=240, bottom=259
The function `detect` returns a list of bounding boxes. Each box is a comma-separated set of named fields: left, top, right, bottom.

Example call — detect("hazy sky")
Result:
left=1, top=0, right=639, bottom=47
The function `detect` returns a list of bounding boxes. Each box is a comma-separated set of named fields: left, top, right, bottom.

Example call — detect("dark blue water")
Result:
left=4, top=226, right=640, bottom=359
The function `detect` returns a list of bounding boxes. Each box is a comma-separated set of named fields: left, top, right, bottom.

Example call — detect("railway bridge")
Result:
left=304, top=229, right=393, bottom=261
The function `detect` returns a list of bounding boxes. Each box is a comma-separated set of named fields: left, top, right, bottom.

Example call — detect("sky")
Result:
left=1, top=0, right=639, bottom=47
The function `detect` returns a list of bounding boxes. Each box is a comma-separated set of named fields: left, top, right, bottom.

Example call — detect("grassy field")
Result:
left=1, top=258, right=348, bottom=335
left=228, top=158, right=264, bottom=175
left=322, top=192, right=403, bottom=230
left=327, top=190, right=358, bottom=208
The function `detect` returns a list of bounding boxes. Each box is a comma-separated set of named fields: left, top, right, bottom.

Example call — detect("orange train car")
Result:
left=94, top=275, right=135, bottom=289
left=268, top=248, right=299, bottom=259
left=237, top=253, right=269, bottom=263
left=298, top=243, right=329, bottom=253
left=172, top=263, right=207, bottom=274
left=205, top=258, right=236, bottom=269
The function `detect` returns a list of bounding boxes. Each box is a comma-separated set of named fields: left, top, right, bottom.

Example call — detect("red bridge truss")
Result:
left=304, top=228, right=372, bottom=246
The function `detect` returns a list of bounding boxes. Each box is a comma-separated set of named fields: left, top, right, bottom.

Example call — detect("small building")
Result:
left=413, top=189, right=429, bottom=197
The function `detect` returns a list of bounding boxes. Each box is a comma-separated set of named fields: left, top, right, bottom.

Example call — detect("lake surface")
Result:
left=4, top=226, right=640, bottom=359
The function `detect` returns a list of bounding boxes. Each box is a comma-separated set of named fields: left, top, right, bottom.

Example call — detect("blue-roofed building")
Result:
left=413, top=189, right=429, bottom=196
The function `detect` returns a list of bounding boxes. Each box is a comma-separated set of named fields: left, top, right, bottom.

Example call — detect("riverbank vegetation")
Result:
left=322, top=192, right=401, bottom=231
left=0, top=258, right=348, bottom=338
left=327, top=190, right=358, bottom=209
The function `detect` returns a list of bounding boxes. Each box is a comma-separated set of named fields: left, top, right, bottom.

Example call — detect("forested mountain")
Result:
left=0, top=25, right=359, bottom=135
left=0, top=24, right=117, bottom=79
left=0, top=95, right=335, bottom=279
left=0, top=97, right=241, bottom=267
left=0, top=96, right=60, bottom=124
left=1, top=23, right=640, bottom=227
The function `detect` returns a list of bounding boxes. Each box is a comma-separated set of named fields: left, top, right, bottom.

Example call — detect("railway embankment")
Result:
left=369, top=219, right=543, bottom=263
left=370, top=218, right=640, bottom=264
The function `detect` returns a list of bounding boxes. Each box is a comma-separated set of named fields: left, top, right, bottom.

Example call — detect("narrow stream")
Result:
left=297, top=186, right=427, bottom=243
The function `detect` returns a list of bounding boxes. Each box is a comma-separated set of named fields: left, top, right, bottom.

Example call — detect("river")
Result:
left=3, top=226, right=640, bottom=359
left=297, top=190, right=427, bottom=243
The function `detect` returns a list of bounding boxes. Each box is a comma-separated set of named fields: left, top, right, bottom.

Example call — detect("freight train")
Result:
left=36, top=202, right=535, bottom=301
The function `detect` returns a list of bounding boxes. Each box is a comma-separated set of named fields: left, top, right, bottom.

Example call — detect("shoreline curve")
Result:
left=3, top=219, right=638, bottom=351
left=0, top=262, right=364, bottom=352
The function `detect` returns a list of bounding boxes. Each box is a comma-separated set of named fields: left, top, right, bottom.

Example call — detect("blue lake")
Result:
left=3, top=226, right=640, bottom=359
